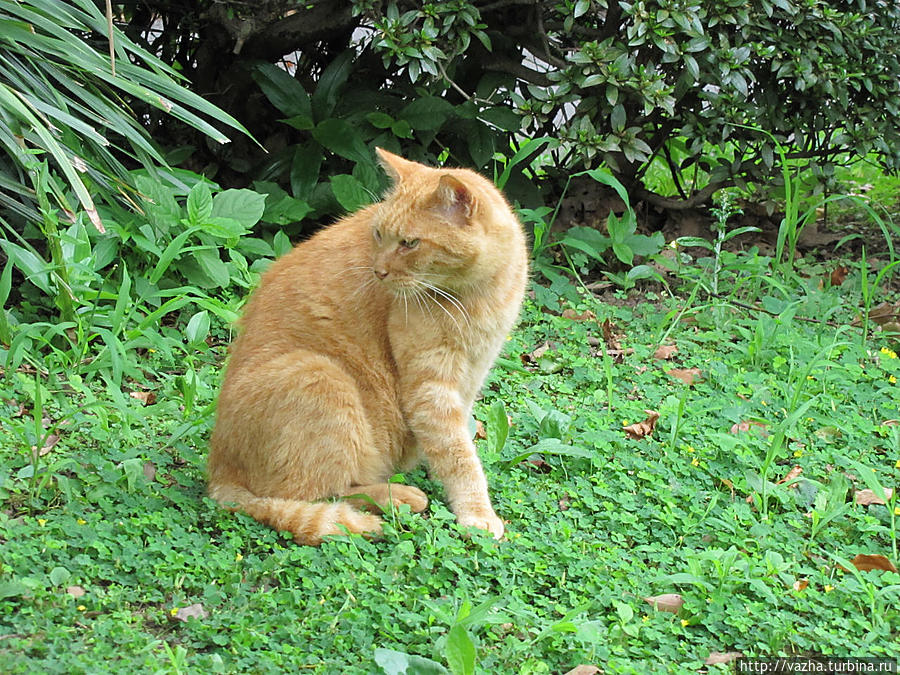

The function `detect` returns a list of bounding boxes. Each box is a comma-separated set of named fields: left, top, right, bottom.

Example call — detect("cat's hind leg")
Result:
left=338, top=483, right=428, bottom=513
left=210, top=349, right=396, bottom=544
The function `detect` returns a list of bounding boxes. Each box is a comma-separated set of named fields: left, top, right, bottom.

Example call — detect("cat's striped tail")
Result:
left=209, top=483, right=382, bottom=545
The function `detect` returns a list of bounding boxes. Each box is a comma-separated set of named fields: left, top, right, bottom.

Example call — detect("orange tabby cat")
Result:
left=208, top=148, right=528, bottom=544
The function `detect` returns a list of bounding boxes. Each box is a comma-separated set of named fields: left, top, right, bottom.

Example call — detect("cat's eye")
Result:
left=399, top=238, right=419, bottom=250
left=373, top=229, right=382, bottom=242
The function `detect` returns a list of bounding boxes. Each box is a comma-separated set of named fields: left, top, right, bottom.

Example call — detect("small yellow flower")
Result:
left=77, top=605, right=86, bottom=611
left=642, top=615, right=650, bottom=623
left=793, top=449, right=804, bottom=458
left=761, top=400, right=768, bottom=406
left=37, top=518, right=47, bottom=527
left=806, top=375, right=814, bottom=380
left=235, top=553, right=243, bottom=562
left=890, top=375, right=897, bottom=384
left=77, top=518, right=86, bottom=525
left=680, top=619, right=689, bottom=627
left=894, top=506, right=900, bottom=517
left=824, top=584, right=834, bottom=592
left=686, top=446, right=695, bottom=453
left=622, top=420, right=630, bottom=427
left=880, top=347, right=898, bottom=359
left=170, top=607, right=179, bottom=616
left=896, top=459, right=900, bottom=470
left=669, top=240, right=679, bottom=249
left=691, top=457, right=700, bottom=467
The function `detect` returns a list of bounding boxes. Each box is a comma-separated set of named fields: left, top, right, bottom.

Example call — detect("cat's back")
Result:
left=228, top=209, right=390, bottom=365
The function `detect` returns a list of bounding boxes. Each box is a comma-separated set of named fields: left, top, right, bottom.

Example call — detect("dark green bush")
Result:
left=113, top=0, right=900, bottom=214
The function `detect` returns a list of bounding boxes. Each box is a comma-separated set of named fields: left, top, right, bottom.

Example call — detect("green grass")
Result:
left=1, top=255, right=899, bottom=672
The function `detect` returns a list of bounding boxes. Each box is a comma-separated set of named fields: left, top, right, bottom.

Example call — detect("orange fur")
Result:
left=208, top=148, right=528, bottom=544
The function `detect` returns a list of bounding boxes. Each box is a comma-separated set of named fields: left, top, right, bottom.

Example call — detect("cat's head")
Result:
left=368, top=148, right=522, bottom=296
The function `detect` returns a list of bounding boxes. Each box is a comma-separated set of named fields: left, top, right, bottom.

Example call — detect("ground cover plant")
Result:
left=1, top=164, right=898, bottom=672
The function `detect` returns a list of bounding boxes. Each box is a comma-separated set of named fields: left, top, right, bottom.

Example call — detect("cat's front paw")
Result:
left=457, top=510, right=505, bottom=540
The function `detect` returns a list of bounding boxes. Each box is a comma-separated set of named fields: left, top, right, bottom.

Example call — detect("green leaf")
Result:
left=291, top=142, right=324, bottom=201
left=273, top=231, right=293, bottom=257
left=186, top=182, right=213, bottom=226
left=185, top=310, right=210, bottom=345
left=313, top=119, right=372, bottom=165
left=486, top=400, right=509, bottom=455
left=400, top=96, right=455, bottom=131
left=373, top=648, right=449, bottom=675
left=252, top=63, right=311, bottom=118
left=331, top=174, right=373, bottom=212
left=612, top=241, right=634, bottom=265
left=49, top=566, right=70, bottom=587
left=445, top=624, right=476, bottom=675
left=198, top=216, right=250, bottom=239
left=611, top=103, right=626, bottom=132
left=367, top=111, right=394, bottom=129
left=311, top=50, right=355, bottom=120
left=478, top=107, right=521, bottom=132
left=194, top=248, right=231, bottom=288
left=211, top=189, right=266, bottom=229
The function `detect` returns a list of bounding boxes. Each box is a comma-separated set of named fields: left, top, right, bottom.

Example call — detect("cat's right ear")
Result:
left=375, top=148, right=416, bottom=184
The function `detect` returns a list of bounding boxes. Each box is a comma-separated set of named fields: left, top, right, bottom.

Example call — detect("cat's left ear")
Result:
left=375, top=147, right=418, bottom=184
left=428, top=174, right=474, bottom=226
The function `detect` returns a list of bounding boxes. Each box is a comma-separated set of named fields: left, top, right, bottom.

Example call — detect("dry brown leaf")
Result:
left=849, top=554, right=897, bottom=573
left=474, top=419, right=486, bottom=440
left=882, top=419, right=899, bottom=427
left=792, top=579, right=808, bottom=591
left=705, top=652, right=744, bottom=666
left=653, top=344, right=678, bottom=360
left=558, top=497, right=570, bottom=511
left=563, top=667, right=600, bottom=675
left=600, top=319, right=623, bottom=351
left=667, top=367, right=702, bottom=386
left=561, top=309, right=596, bottom=322
left=143, top=461, right=157, bottom=482
left=830, top=266, right=849, bottom=287
left=730, top=420, right=768, bottom=435
left=129, top=391, right=157, bottom=406
left=776, top=465, right=803, bottom=487
left=624, top=410, right=660, bottom=440
left=855, top=488, right=894, bottom=506
left=869, top=301, right=899, bottom=326
left=66, top=585, right=86, bottom=598
left=173, top=603, right=208, bottom=623
left=38, top=433, right=60, bottom=457
left=644, top=593, right=684, bottom=613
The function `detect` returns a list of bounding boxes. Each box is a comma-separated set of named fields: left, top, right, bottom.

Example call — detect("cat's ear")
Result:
left=375, top=147, right=417, bottom=184
left=428, top=174, right=475, bottom=226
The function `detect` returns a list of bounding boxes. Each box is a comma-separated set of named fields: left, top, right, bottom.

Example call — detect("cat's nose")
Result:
left=374, top=269, right=388, bottom=280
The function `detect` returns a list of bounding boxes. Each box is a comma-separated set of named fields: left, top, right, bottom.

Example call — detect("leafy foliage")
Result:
left=112, top=0, right=900, bottom=214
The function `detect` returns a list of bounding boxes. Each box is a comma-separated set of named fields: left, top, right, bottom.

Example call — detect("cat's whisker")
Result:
left=415, top=281, right=463, bottom=335
left=418, top=280, right=471, bottom=329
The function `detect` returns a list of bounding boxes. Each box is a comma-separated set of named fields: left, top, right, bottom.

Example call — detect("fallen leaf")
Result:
left=143, top=461, right=157, bottom=482
left=173, top=603, right=208, bottom=623
left=830, top=266, right=849, bottom=287
left=562, top=309, right=596, bottom=322
left=792, top=579, right=808, bottom=591
left=705, top=652, right=744, bottom=666
left=882, top=419, right=899, bottom=427
left=564, top=667, right=600, bottom=675
left=653, top=344, right=678, bottom=360
left=624, top=410, right=660, bottom=440
left=38, top=433, right=60, bottom=457
left=66, top=585, right=86, bottom=598
left=644, top=593, right=684, bottom=613
left=667, top=367, right=702, bottom=386
left=730, top=420, right=768, bottom=435
left=558, top=497, right=570, bottom=511
left=776, top=465, right=803, bottom=487
left=129, top=391, right=157, bottom=406
left=600, top=319, right=623, bottom=351
left=869, top=301, right=899, bottom=326
left=849, top=554, right=897, bottom=573
left=855, top=488, right=894, bottom=506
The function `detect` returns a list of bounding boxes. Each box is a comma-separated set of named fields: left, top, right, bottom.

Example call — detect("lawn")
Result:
left=1, top=231, right=898, bottom=673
